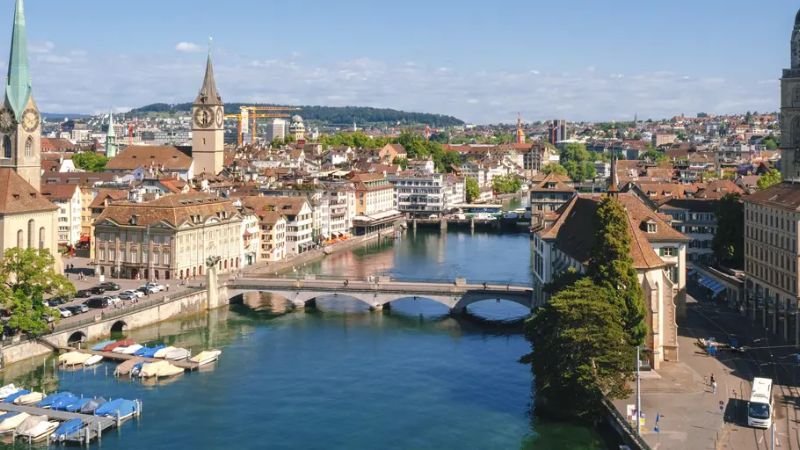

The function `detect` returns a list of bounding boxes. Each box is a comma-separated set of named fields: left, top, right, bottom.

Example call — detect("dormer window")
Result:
left=646, top=220, right=657, bottom=234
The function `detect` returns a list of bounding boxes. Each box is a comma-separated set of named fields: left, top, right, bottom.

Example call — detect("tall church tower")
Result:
left=781, top=10, right=800, bottom=181
left=191, top=52, right=224, bottom=176
left=0, top=0, right=40, bottom=189
left=105, top=111, right=118, bottom=158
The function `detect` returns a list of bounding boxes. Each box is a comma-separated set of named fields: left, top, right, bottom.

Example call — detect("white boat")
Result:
left=0, top=412, right=29, bottom=432
left=164, top=348, right=190, bottom=361
left=58, top=351, right=92, bottom=366
left=14, top=392, right=45, bottom=405
left=189, top=350, right=222, bottom=366
left=17, top=419, right=58, bottom=442
left=83, top=355, right=103, bottom=366
left=153, top=346, right=175, bottom=359
left=0, top=384, right=17, bottom=400
left=139, top=360, right=184, bottom=378
left=113, top=344, right=143, bottom=355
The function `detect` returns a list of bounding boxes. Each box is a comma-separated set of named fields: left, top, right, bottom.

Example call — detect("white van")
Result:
left=748, top=377, right=773, bottom=428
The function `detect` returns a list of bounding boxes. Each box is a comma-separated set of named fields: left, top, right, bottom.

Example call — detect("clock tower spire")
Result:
left=191, top=49, right=224, bottom=176
left=0, top=0, right=41, bottom=189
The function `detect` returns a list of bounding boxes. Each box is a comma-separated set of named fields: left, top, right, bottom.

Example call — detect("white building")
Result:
left=266, top=118, right=287, bottom=143
left=40, top=184, right=82, bottom=246
left=242, top=196, right=313, bottom=255
left=389, top=172, right=465, bottom=217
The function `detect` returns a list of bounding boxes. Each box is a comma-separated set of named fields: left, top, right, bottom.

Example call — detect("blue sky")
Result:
left=5, top=0, right=798, bottom=123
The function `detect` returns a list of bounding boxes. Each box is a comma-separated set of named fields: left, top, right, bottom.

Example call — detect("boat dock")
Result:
left=69, top=348, right=200, bottom=371
left=0, top=402, right=121, bottom=444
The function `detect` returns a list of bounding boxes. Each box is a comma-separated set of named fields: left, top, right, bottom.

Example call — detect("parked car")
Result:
left=57, top=308, right=72, bottom=318
left=75, top=289, right=92, bottom=298
left=84, top=297, right=110, bottom=309
left=102, top=295, right=121, bottom=306
left=146, top=282, right=165, bottom=292
left=98, top=282, right=121, bottom=291
left=122, top=289, right=144, bottom=299
left=65, top=305, right=84, bottom=316
left=88, top=286, right=107, bottom=295
left=138, top=283, right=164, bottom=294
left=119, top=290, right=139, bottom=301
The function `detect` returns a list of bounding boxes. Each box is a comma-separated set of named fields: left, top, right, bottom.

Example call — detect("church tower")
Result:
left=191, top=52, right=224, bottom=176
left=516, top=113, right=525, bottom=145
left=105, top=111, right=118, bottom=158
left=0, top=0, right=40, bottom=189
left=781, top=10, right=800, bottom=181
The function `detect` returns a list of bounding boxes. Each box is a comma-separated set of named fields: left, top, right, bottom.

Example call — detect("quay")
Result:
left=68, top=348, right=200, bottom=371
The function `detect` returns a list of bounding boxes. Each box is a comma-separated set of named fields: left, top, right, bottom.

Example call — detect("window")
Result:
left=163, top=253, right=170, bottom=265
left=660, top=247, right=676, bottom=257
left=99, top=248, right=105, bottom=261
left=38, top=227, right=45, bottom=249
left=2, top=136, right=10, bottom=159
left=646, top=222, right=657, bottom=234
left=16, top=229, right=23, bottom=248
left=24, top=136, right=33, bottom=158
left=27, top=219, right=34, bottom=248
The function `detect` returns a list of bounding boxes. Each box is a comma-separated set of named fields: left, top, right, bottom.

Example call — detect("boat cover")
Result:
left=79, top=398, right=106, bottom=415
left=52, top=418, right=84, bottom=440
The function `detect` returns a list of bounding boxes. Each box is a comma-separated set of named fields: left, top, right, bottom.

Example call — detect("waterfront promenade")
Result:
left=614, top=294, right=800, bottom=450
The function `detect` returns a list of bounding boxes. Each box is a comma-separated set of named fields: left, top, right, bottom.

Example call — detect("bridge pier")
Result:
left=440, top=219, right=447, bottom=232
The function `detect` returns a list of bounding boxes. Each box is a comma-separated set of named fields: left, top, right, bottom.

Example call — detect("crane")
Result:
left=224, top=105, right=300, bottom=146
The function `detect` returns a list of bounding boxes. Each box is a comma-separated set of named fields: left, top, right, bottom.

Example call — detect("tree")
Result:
left=0, top=248, right=74, bottom=336
left=712, top=194, right=744, bottom=269
left=523, top=278, right=634, bottom=419
left=763, top=136, right=779, bottom=150
left=639, top=149, right=667, bottom=162
left=758, top=169, right=782, bottom=190
left=560, top=143, right=597, bottom=181
left=588, top=197, right=647, bottom=346
left=72, top=151, right=108, bottom=172
left=542, top=163, right=568, bottom=176
left=492, top=175, right=522, bottom=194
left=392, top=157, right=408, bottom=170
left=465, top=177, right=480, bottom=203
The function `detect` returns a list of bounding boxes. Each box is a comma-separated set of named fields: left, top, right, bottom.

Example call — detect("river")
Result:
left=0, top=229, right=609, bottom=449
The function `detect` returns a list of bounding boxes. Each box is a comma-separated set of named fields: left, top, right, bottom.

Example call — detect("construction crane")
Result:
left=224, top=105, right=300, bottom=146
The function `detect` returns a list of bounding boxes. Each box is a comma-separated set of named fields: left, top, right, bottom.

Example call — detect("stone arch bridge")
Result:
left=227, top=276, right=534, bottom=314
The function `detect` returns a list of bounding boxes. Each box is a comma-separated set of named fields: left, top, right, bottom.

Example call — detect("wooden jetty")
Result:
left=69, top=348, right=200, bottom=371
left=0, top=402, right=120, bottom=444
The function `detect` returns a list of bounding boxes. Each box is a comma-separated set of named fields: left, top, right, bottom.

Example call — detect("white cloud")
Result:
left=175, top=42, right=202, bottom=53
left=29, top=41, right=55, bottom=54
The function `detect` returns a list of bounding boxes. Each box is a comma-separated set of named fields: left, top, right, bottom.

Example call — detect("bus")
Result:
left=748, top=377, right=773, bottom=429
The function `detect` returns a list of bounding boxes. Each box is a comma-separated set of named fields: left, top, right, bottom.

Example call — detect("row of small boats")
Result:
left=91, top=339, right=195, bottom=361
left=0, top=385, right=140, bottom=442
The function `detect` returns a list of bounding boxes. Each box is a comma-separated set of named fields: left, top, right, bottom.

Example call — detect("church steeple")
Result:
left=608, top=148, right=619, bottom=196
left=6, top=0, right=31, bottom=119
left=516, top=113, right=525, bottom=145
left=195, top=52, right=222, bottom=106
left=105, top=111, right=118, bottom=158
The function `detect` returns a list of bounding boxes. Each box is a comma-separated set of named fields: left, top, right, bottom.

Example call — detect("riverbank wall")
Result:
left=601, top=398, right=651, bottom=450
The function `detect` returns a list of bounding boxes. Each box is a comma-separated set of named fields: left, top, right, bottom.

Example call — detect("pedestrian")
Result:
left=710, top=374, right=717, bottom=394
left=166, top=283, right=170, bottom=292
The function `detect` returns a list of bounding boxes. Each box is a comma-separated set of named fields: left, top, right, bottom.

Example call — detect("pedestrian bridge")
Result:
left=226, top=276, right=534, bottom=314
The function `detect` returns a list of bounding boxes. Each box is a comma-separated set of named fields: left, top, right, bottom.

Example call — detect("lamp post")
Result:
left=636, top=345, right=642, bottom=435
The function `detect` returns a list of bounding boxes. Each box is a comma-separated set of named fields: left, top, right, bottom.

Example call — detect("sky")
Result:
left=5, top=0, right=799, bottom=123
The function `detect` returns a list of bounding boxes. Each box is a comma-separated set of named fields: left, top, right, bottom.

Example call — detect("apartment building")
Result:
left=40, top=183, right=82, bottom=246
left=242, top=196, right=312, bottom=255
left=389, top=172, right=464, bottom=217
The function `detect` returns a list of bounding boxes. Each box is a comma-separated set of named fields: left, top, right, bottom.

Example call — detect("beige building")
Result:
left=741, top=10, right=800, bottom=344
left=532, top=192, right=689, bottom=369
left=93, top=193, right=242, bottom=281
left=40, top=184, right=82, bottom=246
left=241, top=196, right=312, bottom=255
left=248, top=208, right=287, bottom=262
left=0, top=169, right=60, bottom=268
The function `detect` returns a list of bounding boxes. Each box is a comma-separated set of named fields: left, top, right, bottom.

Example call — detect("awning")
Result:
left=698, top=276, right=726, bottom=296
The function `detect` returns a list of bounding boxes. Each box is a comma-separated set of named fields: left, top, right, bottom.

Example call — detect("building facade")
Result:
left=40, top=184, right=82, bottom=246
left=93, top=193, right=242, bottom=281
left=242, top=196, right=312, bottom=256
left=389, top=172, right=464, bottom=217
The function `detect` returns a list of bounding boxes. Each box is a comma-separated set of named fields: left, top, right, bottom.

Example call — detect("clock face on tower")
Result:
left=0, top=108, right=15, bottom=134
left=215, top=108, right=223, bottom=128
left=22, top=108, right=40, bottom=133
left=194, top=106, right=214, bottom=128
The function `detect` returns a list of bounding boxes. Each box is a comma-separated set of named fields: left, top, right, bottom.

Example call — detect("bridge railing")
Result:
left=239, top=274, right=530, bottom=289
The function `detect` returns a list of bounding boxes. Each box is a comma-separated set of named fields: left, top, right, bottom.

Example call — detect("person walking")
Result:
left=710, top=374, right=717, bottom=394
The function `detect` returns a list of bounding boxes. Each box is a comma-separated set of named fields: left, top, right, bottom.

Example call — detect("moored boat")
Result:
left=91, top=340, right=115, bottom=351
left=14, top=391, right=45, bottom=405
left=51, top=418, right=84, bottom=442
left=0, top=384, right=17, bottom=400
left=114, top=344, right=143, bottom=355
left=134, top=345, right=165, bottom=358
left=164, top=347, right=190, bottom=361
left=114, top=358, right=143, bottom=377
left=64, top=397, right=90, bottom=413
left=189, top=350, right=222, bottom=366
left=84, top=354, right=103, bottom=366
left=37, top=392, right=72, bottom=409
left=139, top=360, right=183, bottom=378
left=4, top=390, right=29, bottom=404
left=79, top=397, right=106, bottom=415
left=16, top=416, right=58, bottom=442
left=58, top=351, right=92, bottom=366
left=51, top=393, right=80, bottom=411
left=152, top=346, right=175, bottom=359
left=0, top=412, right=29, bottom=432
left=95, top=399, right=138, bottom=421
left=101, top=339, right=134, bottom=352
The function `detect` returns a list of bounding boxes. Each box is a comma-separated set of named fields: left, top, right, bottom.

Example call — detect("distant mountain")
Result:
left=42, top=112, right=91, bottom=121
left=129, top=103, right=465, bottom=128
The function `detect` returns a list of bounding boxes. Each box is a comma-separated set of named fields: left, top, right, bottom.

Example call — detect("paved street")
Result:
left=616, top=293, right=800, bottom=450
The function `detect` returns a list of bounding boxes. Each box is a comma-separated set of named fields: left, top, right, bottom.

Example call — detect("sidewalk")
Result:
left=613, top=294, right=796, bottom=450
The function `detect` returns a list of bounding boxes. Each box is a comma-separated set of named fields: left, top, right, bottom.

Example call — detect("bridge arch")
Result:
left=110, top=320, right=127, bottom=334
left=67, top=331, right=86, bottom=346
left=451, top=291, right=532, bottom=314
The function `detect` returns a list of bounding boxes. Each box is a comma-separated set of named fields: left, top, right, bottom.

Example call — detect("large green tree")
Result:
left=0, top=248, right=74, bottom=336
left=757, top=169, right=782, bottom=190
left=712, top=194, right=744, bottom=269
left=542, top=163, right=568, bottom=176
left=465, top=177, right=480, bottom=203
left=492, top=175, right=522, bottom=194
left=72, top=151, right=108, bottom=172
left=560, top=143, right=597, bottom=181
left=524, top=277, right=634, bottom=419
left=588, top=197, right=647, bottom=346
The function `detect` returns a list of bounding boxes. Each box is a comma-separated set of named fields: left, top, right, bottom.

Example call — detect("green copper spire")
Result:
left=107, top=111, right=116, bottom=137
left=105, top=110, right=118, bottom=158
left=6, top=0, right=31, bottom=119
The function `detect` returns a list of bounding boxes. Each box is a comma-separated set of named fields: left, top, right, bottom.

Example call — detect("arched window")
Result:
left=16, top=229, right=23, bottom=248
left=27, top=219, right=34, bottom=248
left=24, top=136, right=33, bottom=158
left=38, top=227, right=45, bottom=250
left=2, top=136, right=11, bottom=159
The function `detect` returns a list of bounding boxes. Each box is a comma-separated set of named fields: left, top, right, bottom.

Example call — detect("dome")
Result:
left=291, top=115, right=303, bottom=123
